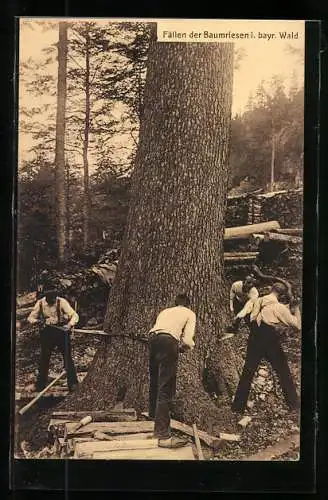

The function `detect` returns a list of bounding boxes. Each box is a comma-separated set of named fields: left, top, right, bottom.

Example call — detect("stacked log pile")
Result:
left=226, top=193, right=250, bottom=227
left=249, top=196, right=262, bottom=224
left=256, top=189, right=303, bottom=229
left=225, top=189, right=303, bottom=228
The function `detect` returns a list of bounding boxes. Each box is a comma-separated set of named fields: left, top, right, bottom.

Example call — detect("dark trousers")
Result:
left=232, top=322, right=299, bottom=412
left=149, top=333, right=179, bottom=439
left=36, top=326, right=78, bottom=391
left=233, top=298, right=244, bottom=316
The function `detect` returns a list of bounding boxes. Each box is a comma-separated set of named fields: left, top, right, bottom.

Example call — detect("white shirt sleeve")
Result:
left=248, top=287, right=259, bottom=300
left=275, top=303, right=300, bottom=330
left=27, top=300, right=41, bottom=324
left=181, top=311, right=196, bottom=349
left=236, top=288, right=259, bottom=319
left=60, top=298, right=79, bottom=327
left=230, top=283, right=237, bottom=301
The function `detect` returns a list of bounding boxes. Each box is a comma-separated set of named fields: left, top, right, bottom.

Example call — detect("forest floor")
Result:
left=14, top=315, right=301, bottom=461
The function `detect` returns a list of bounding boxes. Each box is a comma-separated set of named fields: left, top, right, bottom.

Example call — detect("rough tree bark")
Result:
left=55, top=22, right=68, bottom=265
left=67, top=31, right=243, bottom=434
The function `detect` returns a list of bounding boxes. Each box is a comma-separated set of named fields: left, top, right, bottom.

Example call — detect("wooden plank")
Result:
left=74, top=439, right=159, bottom=458
left=65, top=420, right=154, bottom=438
left=51, top=409, right=137, bottom=421
left=171, top=419, right=222, bottom=449
left=243, top=433, right=300, bottom=461
left=141, top=412, right=220, bottom=450
left=91, top=445, right=195, bottom=460
left=72, top=432, right=154, bottom=446
left=192, top=424, right=204, bottom=461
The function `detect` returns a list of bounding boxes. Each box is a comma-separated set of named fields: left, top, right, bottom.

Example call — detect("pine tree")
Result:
left=64, top=28, right=242, bottom=433
left=54, top=21, right=68, bottom=265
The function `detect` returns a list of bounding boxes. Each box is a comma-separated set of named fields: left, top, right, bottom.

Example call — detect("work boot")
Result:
left=158, top=436, right=188, bottom=448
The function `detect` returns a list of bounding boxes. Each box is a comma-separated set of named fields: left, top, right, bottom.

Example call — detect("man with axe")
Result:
left=27, top=286, right=79, bottom=393
left=231, top=282, right=301, bottom=414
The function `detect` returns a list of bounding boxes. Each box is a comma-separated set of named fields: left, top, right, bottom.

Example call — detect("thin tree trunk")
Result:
left=65, top=161, right=71, bottom=256
left=55, top=22, right=68, bottom=265
left=65, top=31, right=242, bottom=434
left=83, top=29, right=91, bottom=250
left=270, top=127, right=275, bottom=192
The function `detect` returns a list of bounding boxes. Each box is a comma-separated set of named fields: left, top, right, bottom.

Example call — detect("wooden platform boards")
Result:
left=48, top=410, right=196, bottom=460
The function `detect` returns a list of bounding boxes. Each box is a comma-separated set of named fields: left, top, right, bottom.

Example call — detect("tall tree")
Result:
left=54, top=22, right=68, bottom=265
left=65, top=31, right=242, bottom=433
left=66, top=21, right=129, bottom=249
left=82, top=25, right=91, bottom=249
left=230, top=76, right=304, bottom=192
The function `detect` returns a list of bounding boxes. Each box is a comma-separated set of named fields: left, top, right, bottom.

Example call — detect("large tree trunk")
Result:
left=68, top=31, right=242, bottom=434
left=54, top=22, right=68, bottom=266
left=83, top=29, right=91, bottom=250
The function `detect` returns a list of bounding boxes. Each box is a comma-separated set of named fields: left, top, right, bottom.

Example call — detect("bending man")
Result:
left=231, top=282, right=301, bottom=413
left=148, top=294, right=196, bottom=448
left=228, top=275, right=259, bottom=334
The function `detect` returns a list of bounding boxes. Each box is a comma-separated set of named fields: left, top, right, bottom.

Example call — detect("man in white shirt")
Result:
left=148, top=294, right=196, bottom=448
left=228, top=276, right=259, bottom=333
left=231, top=282, right=301, bottom=413
left=27, top=288, right=79, bottom=392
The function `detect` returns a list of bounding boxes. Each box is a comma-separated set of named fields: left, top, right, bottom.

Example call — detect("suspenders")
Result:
left=39, top=298, right=62, bottom=325
left=56, top=299, right=61, bottom=325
